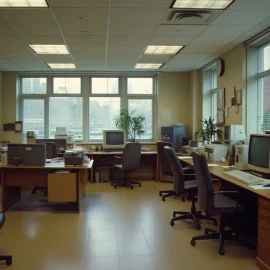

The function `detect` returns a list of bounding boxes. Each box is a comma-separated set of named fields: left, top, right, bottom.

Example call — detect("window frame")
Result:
left=19, top=74, right=157, bottom=142
left=247, top=40, right=270, bottom=135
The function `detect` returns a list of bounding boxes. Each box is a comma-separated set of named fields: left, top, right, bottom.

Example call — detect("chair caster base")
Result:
left=219, top=249, right=225, bottom=255
left=170, top=220, right=174, bottom=226
left=162, top=197, right=165, bottom=201
left=191, top=239, right=196, bottom=246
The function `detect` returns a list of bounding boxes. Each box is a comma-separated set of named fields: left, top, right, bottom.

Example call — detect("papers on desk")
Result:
left=221, top=166, right=235, bottom=169
left=179, top=156, right=192, bottom=159
left=207, top=164, right=220, bottom=167
left=250, top=185, right=270, bottom=190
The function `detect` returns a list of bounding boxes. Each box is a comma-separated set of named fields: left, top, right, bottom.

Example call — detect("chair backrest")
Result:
left=45, top=142, right=57, bottom=159
left=192, top=151, right=214, bottom=215
left=122, top=142, right=141, bottom=171
left=164, top=146, right=185, bottom=194
left=156, top=141, right=173, bottom=176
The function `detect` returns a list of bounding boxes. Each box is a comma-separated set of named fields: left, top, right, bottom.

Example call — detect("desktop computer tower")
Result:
left=161, top=125, right=186, bottom=151
left=235, top=144, right=249, bottom=170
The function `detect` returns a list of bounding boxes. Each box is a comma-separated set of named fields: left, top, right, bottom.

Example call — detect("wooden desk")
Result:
left=0, top=160, right=93, bottom=213
left=88, top=151, right=158, bottom=183
left=179, top=157, right=270, bottom=270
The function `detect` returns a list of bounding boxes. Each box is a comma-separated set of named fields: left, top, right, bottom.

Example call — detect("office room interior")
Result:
left=0, top=0, right=270, bottom=270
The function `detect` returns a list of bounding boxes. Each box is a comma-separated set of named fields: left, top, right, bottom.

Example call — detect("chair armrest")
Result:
left=113, top=156, right=122, bottom=159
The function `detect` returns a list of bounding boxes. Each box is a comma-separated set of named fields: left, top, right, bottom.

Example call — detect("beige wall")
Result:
left=157, top=72, right=192, bottom=139
left=1, top=72, right=23, bottom=143
left=190, top=70, right=203, bottom=138
left=0, top=72, right=2, bottom=139
left=218, top=44, right=246, bottom=125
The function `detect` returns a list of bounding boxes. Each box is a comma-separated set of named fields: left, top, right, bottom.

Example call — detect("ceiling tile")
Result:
left=65, top=35, right=106, bottom=46
left=112, top=0, right=172, bottom=8
left=155, top=25, right=206, bottom=37
left=0, top=25, right=13, bottom=35
left=173, top=53, right=210, bottom=61
left=38, top=55, right=73, bottom=62
left=109, top=36, right=149, bottom=46
left=190, top=37, right=236, bottom=46
left=110, top=8, right=167, bottom=24
left=212, top=10, right=270, bottom=26
left=148, top=36, right=193, bottom=46
left=9, top=24, right=60, bottom=35
left=22, top=35, right=64, bottom=44
left=110, top=24, right=157, bottom=37
left=50, top=0, right=110, bottom=7
left=0, top=9, right=53, bottom=24
left=200, top=25, right=254, bottom=37
left=182, top=44, right=224, bottom=54
left=228, top=0, right=270, bottom=10
left=138, top=55, right=172, bottom=63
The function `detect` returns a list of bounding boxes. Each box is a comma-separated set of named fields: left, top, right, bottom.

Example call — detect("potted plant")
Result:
left=114, top=109, right=146, bottom=141
left=194, top=116, right=223, bottom=144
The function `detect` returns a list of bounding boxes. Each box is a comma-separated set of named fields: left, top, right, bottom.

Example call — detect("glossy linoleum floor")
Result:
left=1, top=182, right=258, bottom=270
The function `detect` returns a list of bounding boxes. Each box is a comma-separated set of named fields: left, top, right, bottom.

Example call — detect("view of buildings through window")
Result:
left=21, top=76, right=155, bottom=141
left=258, top=43, right=270, bottom=133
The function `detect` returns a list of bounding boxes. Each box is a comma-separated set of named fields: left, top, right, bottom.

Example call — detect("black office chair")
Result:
left=158, top=141, right=194, bottom=201
left=110, top=142, right=141, bottom=190
left=0, top=213, right=12, bottom=266
left=190, top=151, right=250, bottom=255
left=32, top=142, right=57, bottom=196
left=164, top=146, right=217, bottom=229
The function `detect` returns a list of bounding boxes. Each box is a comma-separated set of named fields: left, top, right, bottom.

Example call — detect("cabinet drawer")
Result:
left=48, top=173, right=77, bottom=202
left=259, top=207, right=270, bottom=223
left=260, top=197, right=270, bottom=211
left=259, top=218, right=270, bottom=244
left=258, top=238, right=270, bottom=267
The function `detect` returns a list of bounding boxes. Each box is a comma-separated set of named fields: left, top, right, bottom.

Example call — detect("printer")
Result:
left=64, top=150, right=84, bottom=166
left=204, top=144, right=228, bottom=162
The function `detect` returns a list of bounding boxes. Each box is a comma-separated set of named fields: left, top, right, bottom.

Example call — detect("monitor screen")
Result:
left=248, top=134, right=270, bottom=174
left=106, top=132, right=124, bottom=145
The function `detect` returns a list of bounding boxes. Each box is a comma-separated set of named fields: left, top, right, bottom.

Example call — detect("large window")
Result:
left=20, top=75, right=156, bottom=142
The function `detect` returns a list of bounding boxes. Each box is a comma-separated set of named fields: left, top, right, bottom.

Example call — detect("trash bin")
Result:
left=95, top=167, right=110, bottom=182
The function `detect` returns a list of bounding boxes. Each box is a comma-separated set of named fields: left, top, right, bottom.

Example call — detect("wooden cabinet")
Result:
left=257, top=197, right=270, bottom=270
left=48, top=173, right=76, bottom=202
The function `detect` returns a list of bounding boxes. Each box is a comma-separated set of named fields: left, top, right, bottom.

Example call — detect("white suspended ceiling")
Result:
left=0, top=0, right=269, bottom=72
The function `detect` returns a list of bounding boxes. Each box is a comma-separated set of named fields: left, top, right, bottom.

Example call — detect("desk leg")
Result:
left=156, top=155, right=160, bottom=182
left=1, top=172, right=21, bottom=213
left=77, top=170, right=87, bottom=212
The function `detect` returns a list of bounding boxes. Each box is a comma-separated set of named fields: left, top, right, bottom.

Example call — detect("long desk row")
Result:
left=0, top=160, right=93, bottom=213
left=85, top=151, right=159, bottom=183
left=179, top=156, right=270, bottom=270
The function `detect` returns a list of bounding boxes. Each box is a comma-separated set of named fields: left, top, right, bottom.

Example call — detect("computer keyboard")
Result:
left=224, top=170, right=267, bottom=185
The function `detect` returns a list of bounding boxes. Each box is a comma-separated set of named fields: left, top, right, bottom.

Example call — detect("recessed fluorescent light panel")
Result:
left=47, top=63, right=76, bottom=69
left=144, top=45, right=183, bottom=55
left=0, top=0, right=48, bottom=7
left=29, top=45, right=69, bottom=55
left=135, top=63, right=163, bottom=69
left=171, top=0, right=234, bottom=9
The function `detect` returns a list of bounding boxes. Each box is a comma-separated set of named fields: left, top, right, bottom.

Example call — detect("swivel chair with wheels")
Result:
left=0, top=213, right=12, bottom=266
left=164, top=146, right=216, bottom=230
left=110, top=142, right=141, bottom=189
left=157, top=141, right=194, bottom=201
left=190, top=151, right=250, bottom=255
left=32, top=142, right=57, bottom=196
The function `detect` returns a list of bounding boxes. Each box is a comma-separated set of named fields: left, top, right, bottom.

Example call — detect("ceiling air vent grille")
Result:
left=164, top=9, right=220, bottom=25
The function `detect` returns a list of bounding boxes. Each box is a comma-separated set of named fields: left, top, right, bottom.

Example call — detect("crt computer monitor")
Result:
left=103, top=130, right=126, bottom=151
left=8, top=144, right=46, bottom=166
left=248, top=134, right=270, bottom=175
